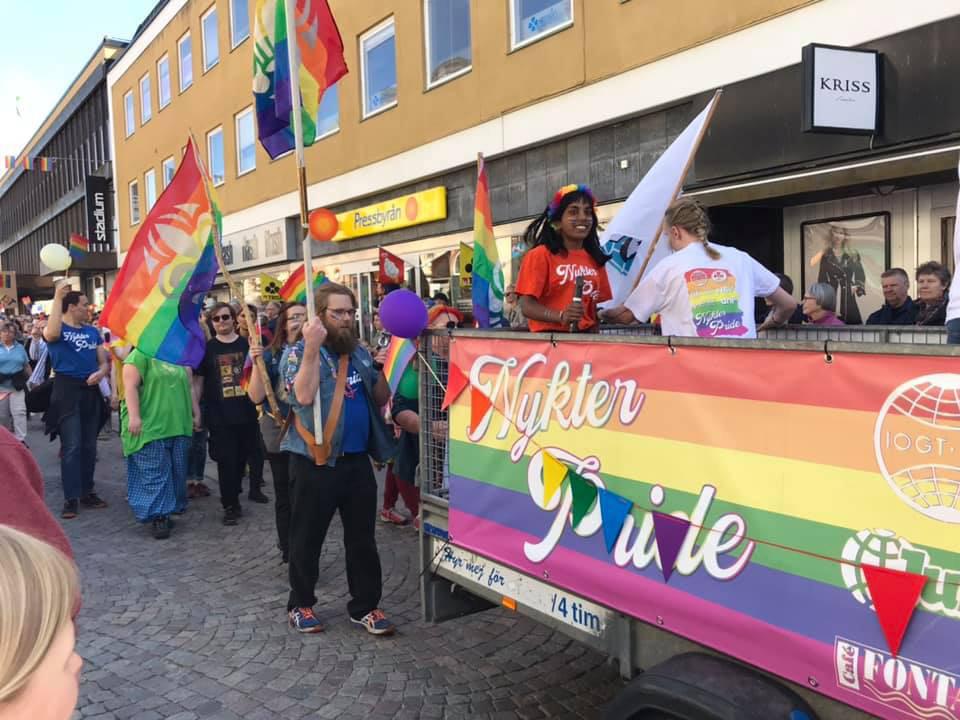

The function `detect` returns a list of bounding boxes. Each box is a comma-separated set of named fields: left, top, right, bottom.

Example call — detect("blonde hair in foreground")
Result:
left=664, top=197, right=720, bottom=260
left=0, top=525, right=79, bottom=703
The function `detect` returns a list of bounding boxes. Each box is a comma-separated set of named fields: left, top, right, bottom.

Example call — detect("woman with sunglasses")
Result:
left=193, top=302, right=260, bottom=526
left=248, top=302, right=306, bottom=563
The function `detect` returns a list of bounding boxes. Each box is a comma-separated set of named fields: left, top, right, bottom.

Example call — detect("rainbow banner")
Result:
left=447, top=337, right=960, bottom=720
left=69, top=233, right=89, bottom=260
left=253, top=0, right=348, bottom=159
left=382, top=336, right=415, bottom=397
left=100, top=140, right=219, bottom=367
left=278, top=264, right=326, bottom=304
left=471, top=155, right=506, bottom=328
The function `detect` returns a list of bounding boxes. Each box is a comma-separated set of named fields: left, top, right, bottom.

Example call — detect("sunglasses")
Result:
left=212, top=314, right=234, bottom=322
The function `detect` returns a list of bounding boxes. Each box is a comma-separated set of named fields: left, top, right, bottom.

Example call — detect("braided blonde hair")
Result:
left=0, top=525, right=80, bottom=703
left=664, top=197, right=720, bottom=260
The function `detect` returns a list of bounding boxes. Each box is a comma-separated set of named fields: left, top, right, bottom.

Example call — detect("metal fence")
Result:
left=417, top=324, right=954, bottom=499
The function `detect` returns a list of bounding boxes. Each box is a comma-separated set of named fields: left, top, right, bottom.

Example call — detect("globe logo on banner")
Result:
left=874, top=374, right=960, bottom=524
left=840, top=529, right=907, bottom=607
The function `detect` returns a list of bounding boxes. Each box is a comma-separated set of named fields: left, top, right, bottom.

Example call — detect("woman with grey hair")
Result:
left=802, top=283, right=845, bottom=326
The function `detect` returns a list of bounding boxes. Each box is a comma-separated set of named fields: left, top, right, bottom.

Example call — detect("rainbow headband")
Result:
left=547, top=184, right=596, bottom=220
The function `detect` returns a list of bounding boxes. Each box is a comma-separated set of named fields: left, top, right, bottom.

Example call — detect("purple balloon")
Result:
left=379, top=289, right=428, bottom=339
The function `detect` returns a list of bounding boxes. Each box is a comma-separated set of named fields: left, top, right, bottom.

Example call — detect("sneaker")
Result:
left=195, top=482, right=211, bottom=497
left=248, top=489, right=269, bottom=504
left=379, top=508, right=408, bottom=526
left=350, top=609, right=395, bottom=636
left=61, top=499, right=79, bottom=520
left=152, top=517, right=171, bottom=540
left=222, top=506, right=240, bottom=526
left=80, top=493, right=108, bottom=509
left=288, top=607, right=324, bottom=633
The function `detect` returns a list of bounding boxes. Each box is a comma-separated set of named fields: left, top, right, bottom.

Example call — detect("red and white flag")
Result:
left=379, top=247, right=405, bottom=285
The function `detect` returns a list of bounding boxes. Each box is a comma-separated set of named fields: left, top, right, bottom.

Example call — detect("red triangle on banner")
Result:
left=861, top=564, right=927, bottom=657
left=470, top=385, right=492, bottom=433
left=441, top=363, right=470, bottom=411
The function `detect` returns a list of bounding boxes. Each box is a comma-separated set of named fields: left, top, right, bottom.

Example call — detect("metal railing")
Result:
left=417, top=325, right=956, bottom=499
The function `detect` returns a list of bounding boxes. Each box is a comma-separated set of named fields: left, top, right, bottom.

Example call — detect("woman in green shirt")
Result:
left=121, top=349, right=200, bottom=539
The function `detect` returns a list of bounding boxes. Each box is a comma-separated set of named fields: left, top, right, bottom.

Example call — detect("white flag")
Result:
left=602, top=92, right=720, bottom=305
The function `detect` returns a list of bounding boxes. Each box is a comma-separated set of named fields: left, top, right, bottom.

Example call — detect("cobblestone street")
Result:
left=27, top=419, right=624, bottom=719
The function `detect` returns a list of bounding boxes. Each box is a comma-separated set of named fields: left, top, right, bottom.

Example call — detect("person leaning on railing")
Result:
left=603, top=198, right=797, bottom=337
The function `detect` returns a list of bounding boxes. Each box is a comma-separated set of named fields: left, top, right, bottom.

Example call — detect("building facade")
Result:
left=107, top=0, right=959, bottom=338
left=0, top=39, right=127, bottom=311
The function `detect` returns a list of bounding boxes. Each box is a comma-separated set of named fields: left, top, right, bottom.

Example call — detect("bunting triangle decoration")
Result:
left=569, top=470, right=598, bottom=528
left=861, top=564, right=927, bottom=657
left=441, top=362, right=470, bottom=411
left=541, top=452, right=568, bottom=505
left=470, top=385, right=492, bottom=434
left=651, top=512, right=691, bottom=584
left=598, top=488, right=633, bottom=553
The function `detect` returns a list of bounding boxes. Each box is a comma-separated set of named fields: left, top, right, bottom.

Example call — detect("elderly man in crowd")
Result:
left=866, top=268, right=918, bottom=325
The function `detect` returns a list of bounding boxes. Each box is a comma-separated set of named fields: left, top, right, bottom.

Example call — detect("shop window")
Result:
left=942, top=216, right=957, bottom=274
left=162, top=156, right=176, bottom=188
left=235, top=107, right=256, bottom=175
left=145, top=169, right=157, bottom=211
left=360, top=18, right=397, bottom=119
left=509, top=0, right=573, bottom=50
left=139, top=74, right=152, bottom=124
left=317, top=83, right=339, bottom=138
left=202, top=5, right=220, bottom=72
left=424, top=0, right=472, bottom=88
left=123, top=91, right=135, bottom=137
left=129, top=180, right=141, bottom=225
left=158, top=55, right=171, bottom=109
left=207, top=126, right=225, bottom=186
left=178, top=32, right=193, bottom=91
left=230, top=0, right=250, bottom=48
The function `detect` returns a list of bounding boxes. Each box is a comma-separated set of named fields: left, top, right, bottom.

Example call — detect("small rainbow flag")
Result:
left=37, top=157, right=50, bottom=172
left=279, top=264, right=327, bottom=304
left=69, top=233, right=89, bottom=260
left=20, top=157, right=32, bottom=170
left=4, top=156, right=15, bottom=169
left=472, top=154, right=507, bottom=327
left=239, top=353, right=253, bottom=394
left=382, top=336, right=416, bottom=397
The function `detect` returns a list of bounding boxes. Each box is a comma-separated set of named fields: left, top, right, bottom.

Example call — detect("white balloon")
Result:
left=40, top=243, right=72, bottom=272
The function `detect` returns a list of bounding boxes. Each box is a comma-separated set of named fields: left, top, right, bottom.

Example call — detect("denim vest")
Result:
left=279, top=341, right=396, bottom=466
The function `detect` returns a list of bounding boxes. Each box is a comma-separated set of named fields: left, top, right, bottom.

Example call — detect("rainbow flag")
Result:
left=471, top=155, right=506, bottom=327
left=37, top=157, right=50, bottom=172
left=239, top=353, right=253, bottom=394
left=253, top=0, right=348, bottom=159
left=69, top=233, right=89, bottom=260
left=100, top=139, right=220, bottom=367
left=382, top=336, right=416, bottom=397
left=20, top=157, right=32, bottom=170
left=4, top=156, right=15, bottom=169
left=279, top=264, right=326, bottom=304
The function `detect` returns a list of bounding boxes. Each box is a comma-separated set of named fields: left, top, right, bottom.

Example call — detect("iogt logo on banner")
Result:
left=835, top=637, right=960, bottom=719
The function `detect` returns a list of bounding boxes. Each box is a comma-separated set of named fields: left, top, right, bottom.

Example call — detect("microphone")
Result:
left=570, top=277, right=584, bottom=333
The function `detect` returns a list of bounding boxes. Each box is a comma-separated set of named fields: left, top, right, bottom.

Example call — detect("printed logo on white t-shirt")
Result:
left=684, top=267, right=748, bottom=337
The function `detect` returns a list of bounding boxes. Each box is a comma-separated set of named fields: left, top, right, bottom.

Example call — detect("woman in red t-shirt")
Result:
left=515, top=184, right=612, bottom=333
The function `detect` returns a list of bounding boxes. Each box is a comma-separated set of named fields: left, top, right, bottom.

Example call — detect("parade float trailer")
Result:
left=418, top=326, right=959, bottom=720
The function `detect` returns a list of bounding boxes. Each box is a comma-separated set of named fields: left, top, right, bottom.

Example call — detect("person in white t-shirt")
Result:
left=604, top=198, right=797, bottom=338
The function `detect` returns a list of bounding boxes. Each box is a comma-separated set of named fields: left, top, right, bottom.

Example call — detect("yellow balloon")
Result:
left=40, top=243, right=72, bottom=272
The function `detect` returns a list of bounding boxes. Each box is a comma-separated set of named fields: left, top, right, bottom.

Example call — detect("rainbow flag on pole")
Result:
left=100, top=139, right=220, bottom=367
left=471, top=154, right=507, bottom=327
left=69, top=233, right=89, bottom=260
left=279, top=263, right=327, bottom=303
left=382, top=336, right=416, bottom=397
left=253, top=0, right=348, bottom=159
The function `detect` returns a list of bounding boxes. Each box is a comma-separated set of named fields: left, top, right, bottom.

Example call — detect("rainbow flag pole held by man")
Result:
left=471, top=154, right=507, bottom=328
left=253, top=0, right=348, bottom=160
left=279, top=263, right=327, bottom=303
left=100, top=139, right=220, bottom=367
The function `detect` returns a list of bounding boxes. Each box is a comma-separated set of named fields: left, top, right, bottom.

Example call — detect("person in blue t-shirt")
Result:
left=43, top=283, right=110, bottom=519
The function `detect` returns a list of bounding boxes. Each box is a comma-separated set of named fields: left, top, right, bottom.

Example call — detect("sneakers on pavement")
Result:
left=222, top=505, right=240, bottom=526
left=351, top=609, right=395, bottom=636
left=152, top=516, right=171, bottom=540
left=61, top=499, right=79, bottom=520
left=80, top=493, right=108, bottom=509
left=288, top=607, right=324, bottom=633
left=379, top=508, right=408, bottom=526
left=248, top=489, right=269, bottom=504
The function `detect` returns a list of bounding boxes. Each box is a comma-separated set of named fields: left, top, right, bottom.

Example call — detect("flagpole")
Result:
left=284, top=0, right=324, bottom=443
left=629, top=89, right=723, bottom=292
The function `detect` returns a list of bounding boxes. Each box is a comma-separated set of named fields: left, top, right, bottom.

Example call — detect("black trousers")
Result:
left=287, top=452, right=382, bottom=619
left=267, top=452, right=291, bottom=555
left=208, top=421, right=258, bottom=509
left=248, top=426, right=265, bottom=489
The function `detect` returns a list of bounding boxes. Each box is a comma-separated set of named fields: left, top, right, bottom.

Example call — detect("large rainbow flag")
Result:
left=279, top=264, right=327, bottom=304
left=471, top=155, right=506, bottom=328
left=253, top=0, right=348, bottom=159
left=446, top=336, right=960, bottom=720
left=100, top=140, right=219, bottom=367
